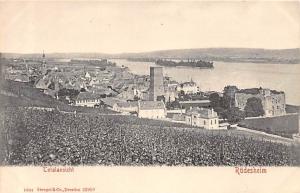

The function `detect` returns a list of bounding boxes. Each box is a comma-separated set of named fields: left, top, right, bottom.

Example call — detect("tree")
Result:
left=214, top=106, right=226, bottom=119
left=244, top=97, right=264, bottom=117
left=209, top=93, right=221, bottom=108
left=225, top=107, right=245, bottom=124
left=221, top=95, right=233, bottom=110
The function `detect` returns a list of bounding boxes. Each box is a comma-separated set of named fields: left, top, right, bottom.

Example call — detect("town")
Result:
left=1, top=2, right=300, bottom=193
left=2, top=53, right=299, bottom=135
left=0, top=52, right=300, bottom=166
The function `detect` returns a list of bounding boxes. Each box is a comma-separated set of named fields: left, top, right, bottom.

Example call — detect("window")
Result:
left=215, top=119, right=217, bottom=124
left=211, top=120, right=212, bottom=124
left=204, top=120, right=206, bottom=125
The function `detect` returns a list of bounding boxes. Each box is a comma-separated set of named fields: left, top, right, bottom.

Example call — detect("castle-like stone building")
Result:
left=235, top=88, right=286, bottom=117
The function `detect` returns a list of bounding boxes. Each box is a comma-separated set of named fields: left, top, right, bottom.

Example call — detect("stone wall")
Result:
left=239, top=113, right=299, bottom=136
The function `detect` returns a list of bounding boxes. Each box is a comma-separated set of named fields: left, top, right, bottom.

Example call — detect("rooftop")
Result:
left=237, top=88, right=260, bottom=95
left=237, top=88, right=284, bottom=95
left=179, top=100, right=210, bottom=104
left=116, top=101, right=138, bottom=108
left=35, top=78, right=51, bottom=89
left=181, top=81, right=197, bottom=87
left=138, top=101, right=165, bottom=110
left=76, top=92, right=102, bottom=101
left=186, top=107, right=218, bottom=119
left=270, top=90, right=284, bottom=94
left=7, top=74, right=30, bottom=82
left=89, top=87, right=117, bottom=96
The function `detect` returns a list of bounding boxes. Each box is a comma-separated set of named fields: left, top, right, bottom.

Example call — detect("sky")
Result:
left=0, top=1, right=299, bottom=53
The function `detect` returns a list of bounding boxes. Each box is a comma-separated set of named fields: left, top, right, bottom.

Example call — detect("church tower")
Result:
left=40, top=50, right=48, bottom=75
left=42, top=50, right=46, bottom=68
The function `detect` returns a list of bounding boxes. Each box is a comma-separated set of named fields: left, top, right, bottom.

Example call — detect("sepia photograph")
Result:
left=0, top=1, right=300, bottom=168
left=1, top=1, right=300, bottom=192
left=1, top=3, right=300, bottom=192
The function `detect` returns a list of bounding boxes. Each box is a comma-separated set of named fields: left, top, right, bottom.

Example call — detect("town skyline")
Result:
left=0, top=1, right=299, bottom=53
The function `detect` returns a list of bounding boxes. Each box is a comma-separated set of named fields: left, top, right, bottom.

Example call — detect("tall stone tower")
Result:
left=149, top=66, right=164, bottom=101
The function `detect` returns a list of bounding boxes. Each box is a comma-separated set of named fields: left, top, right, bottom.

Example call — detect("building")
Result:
left=35, top=77, right=51, bottom=90
left=235, top=88, right=286, bottom=117
left=179, top=100, right=211, bottom=110
left=185, top=107, right=219, bottom=129
left=84, top=72, right=92, bottom=79
left=177, top=80, right=199, bottom=94
left=100, top=97, right=125, bottom=109
left=138, top=101, right=166, bottom=119
left=164, top=82, right=179, bottom=102
left=117, top=85, right=142, bottom=100
left=113, top=101, right=138, bottom=114
left=164, top=88, right=178, bottom=102
left=75, top=92, right=102, bottom=107
left=149, top=67, right=164, bottom=101
left=89, top=87, right=118, bottom=97
left=6, top=74, right=30, bottom=83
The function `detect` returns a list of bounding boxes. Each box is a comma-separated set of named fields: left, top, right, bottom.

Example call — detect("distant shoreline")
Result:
left=210, top=58, right=300, bottom=64
left=125, top=58, right=300, bottom=65
left=1, top=47, right=299, bottom=64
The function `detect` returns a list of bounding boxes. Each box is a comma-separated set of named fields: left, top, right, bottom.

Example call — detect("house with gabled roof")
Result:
left=74, top=92, right=102, bottom=107
left=113, top=101, right=139, bottom=114
left=185, top=107, right=219, bottom=129
left=137, top=101, right=166, bottom=119
left=35, top=77, right=51, bottom=90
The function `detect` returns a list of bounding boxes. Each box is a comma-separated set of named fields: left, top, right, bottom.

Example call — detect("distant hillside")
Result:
left=119, top=48, right=300, bottom=64
left=1, top=48, right=300, bottom=64
left=0, top=52, right=113, bottom=59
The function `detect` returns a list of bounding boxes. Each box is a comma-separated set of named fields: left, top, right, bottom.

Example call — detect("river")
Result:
left=110, top=59, right=300, bottom=105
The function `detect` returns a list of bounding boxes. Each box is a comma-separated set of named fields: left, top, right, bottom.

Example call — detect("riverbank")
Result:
left=110, top=59, right=300, bottom=105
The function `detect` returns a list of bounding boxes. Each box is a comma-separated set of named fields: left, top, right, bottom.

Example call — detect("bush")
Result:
left=244, top=97, right=264, bottom=117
